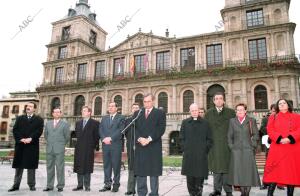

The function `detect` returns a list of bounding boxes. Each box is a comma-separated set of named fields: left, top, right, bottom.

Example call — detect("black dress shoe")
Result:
left=125, top=191, right=136, bottom=195
left=72, top=187, right=83, bottom=191
left=58, top=188, right=63, bottom=192
left=85, top=188, right=91, bottom=191
left=99, top=186, right=111, bottom=192
left=8, top=187, right=19, bottom=192
left=111, top=187, right=119, bottom=192
left=30, top=187, right=36, bottom=191
left=277, top=186, right=285, bottom=190
left=209, top=191, right=221, bottom=196
left=43, top=187, right=53, bottom=191
left=260, top=185, right=268, bottom=190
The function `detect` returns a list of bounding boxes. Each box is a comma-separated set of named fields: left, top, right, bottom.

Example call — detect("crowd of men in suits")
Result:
left=8, top=93, right=166, bottom=196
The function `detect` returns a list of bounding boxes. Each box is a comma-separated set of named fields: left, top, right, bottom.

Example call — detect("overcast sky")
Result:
left=0, top=0, right=299, bottom=98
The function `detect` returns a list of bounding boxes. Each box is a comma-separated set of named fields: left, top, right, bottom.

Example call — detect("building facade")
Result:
left=0, top=91, right=39, bottom=147
left=37, top=0, right=300, bottom=154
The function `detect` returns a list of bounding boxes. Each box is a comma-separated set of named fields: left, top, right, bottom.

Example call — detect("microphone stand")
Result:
left=121, top=108, right=142, bottom=135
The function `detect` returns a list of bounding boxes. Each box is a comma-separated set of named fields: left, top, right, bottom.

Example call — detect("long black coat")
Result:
left=12, top=114, right=44, bottom=169
left=180, top=117, right=213, bottom=177
left=73, top=118, right=100, bottom=174
left=134, top=108, right=166, bottom=176
left=124, top=116, right=136, bottom=170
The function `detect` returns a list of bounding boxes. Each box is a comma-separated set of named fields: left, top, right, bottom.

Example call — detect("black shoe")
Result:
left=8, top=187, right=19, bottom=192
left=226, top=193, right=233, bottom=196
left=99, top=186, right=111, bottom=192
left=30, top=187, right=36, bottom=191
left=277, top=186, right=285, bottom=190
left=72, top=187, right=83, bottom=191
left=43, top=187, right=53, bottom=191
left=125, top=191, right=136, bottom=195
left=111, top=187, right=119, bottom=192
left=58, top=188, right=63, bottom=192
left=209, top=191, right=221, bottom=196
left=85, top=188, right=91, bottom=191
left=260, top=185, right=268, bottom=190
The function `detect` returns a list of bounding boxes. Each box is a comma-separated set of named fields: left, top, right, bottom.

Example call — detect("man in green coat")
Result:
left=204, top=92, right=235, bottom=196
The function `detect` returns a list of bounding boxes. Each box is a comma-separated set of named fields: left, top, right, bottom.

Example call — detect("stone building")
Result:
left=37, top=0, right=300, bottom=155
left=0, top=91, right=39, bottom=147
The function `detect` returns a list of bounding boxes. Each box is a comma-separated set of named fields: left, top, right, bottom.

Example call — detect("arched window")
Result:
left=206, top=84, right=225, bottom=109
left=74, top=95, right=85, bottom=116
left=134, top=94, right=144, bottom=107
left=169, top=131, right=182, bottom=155
left=51, top=97, right=61, bottom=111
left=114, top=95, right=122, bottom=114
left=183, top=90, right=194, bottom=112
left=254, top=85, right=268, bottom=109
left=94, top=97, right=102, bottom=115
left=158, top=92, right=168, bottom=113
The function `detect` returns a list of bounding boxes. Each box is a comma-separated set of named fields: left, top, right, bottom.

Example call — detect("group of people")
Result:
left=6, top=92, right=300, bottom=196
left=180, top=92, right=300, bottom=196
left=8, top=93, right=166, bottom=196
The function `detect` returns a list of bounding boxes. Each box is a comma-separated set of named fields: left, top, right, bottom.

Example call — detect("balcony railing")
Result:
left=38, top=54, right=299, bottom=89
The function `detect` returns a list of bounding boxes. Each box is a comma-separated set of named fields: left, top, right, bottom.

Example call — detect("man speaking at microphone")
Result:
left=133, top=93, right=166, bottom=196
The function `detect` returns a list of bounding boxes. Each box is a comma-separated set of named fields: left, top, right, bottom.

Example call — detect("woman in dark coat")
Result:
left=180, top=103, right=213, bottom=196
left=227, top=103, right=261, bottom=196
left=263, top=99, right=300, bottom=196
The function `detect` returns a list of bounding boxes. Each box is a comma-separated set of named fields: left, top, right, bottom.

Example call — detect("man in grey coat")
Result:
left=99, top=102, right=125, bottom=193
left=43, top=107, right=70, bottom=192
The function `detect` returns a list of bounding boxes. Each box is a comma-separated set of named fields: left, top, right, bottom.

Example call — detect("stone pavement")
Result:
left=0, top=162, right=298, bottom=196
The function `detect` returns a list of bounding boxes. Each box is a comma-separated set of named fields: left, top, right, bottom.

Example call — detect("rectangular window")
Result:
left=89, top=30, right=97, bottom=46
left=61, top=26, right=71, bottom=41
left=206, top=44, right=223, bottom=67
left=55, top=67, right=64, bottom=84
left=58, top=46, right=67, bottom=59
left=2, top=106, right=9, bottom=118
left=0, top=122, right=7, bottom=135
left=156, top=51, right=170, bottom=72
left=134, top=54, right=146, bottom=75
left=12, top=105, right=19, bottom=114
left=113, top=57, right=125, bottom=77
left=248, top=38, right=267, bottom=64
left=247, top=9, right=264, bottom=28
left=77, top=63, right=87, bottom=81
left=180, top=47, right=195, bottom=71
left=95, top=60, right=105, bottom=80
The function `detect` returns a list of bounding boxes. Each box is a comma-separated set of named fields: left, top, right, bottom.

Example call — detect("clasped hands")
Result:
left=280, top=137, right=291, bottom=144
left=102, top=137, right=112, bottom=145
left=20, top=138, right=32, bottom=144
left=138, top=137, right=150, bottom=146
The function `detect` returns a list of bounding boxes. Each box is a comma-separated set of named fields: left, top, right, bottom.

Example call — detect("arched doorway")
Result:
left=254, top=85, right=268, bottom=109
left=51, top=97, right=60, bottom=111
left=183, top=90, right=194, bottom=112
left=134, top=93, right=144, bottom=108
left=158, top=92, right=168, bottom=113
left=169, top=131, right=182, bottom=155
left=74, top=95, right=85, bottom=116
left=94, top=96, right=102, bottom=115
left=206, top=84, right=225, bottom=109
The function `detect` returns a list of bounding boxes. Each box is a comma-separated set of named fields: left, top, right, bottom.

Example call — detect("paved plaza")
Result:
left=0, top=162, right=298, bottom=196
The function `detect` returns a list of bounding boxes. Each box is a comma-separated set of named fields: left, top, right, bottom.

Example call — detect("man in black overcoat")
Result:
left=73, top=106, right=100, bottom=191
left=134, top=93, right=166, bottom=196
left=8, top=102, right=44, bottom=192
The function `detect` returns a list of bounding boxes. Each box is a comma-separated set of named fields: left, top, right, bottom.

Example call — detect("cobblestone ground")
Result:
left=0, top=163, right=298, bottom=195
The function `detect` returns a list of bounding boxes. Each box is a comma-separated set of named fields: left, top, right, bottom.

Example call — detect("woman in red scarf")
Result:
left=263, top=99, right=300, bottom=196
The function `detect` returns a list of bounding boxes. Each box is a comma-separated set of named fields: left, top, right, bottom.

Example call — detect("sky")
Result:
left=0, top=0, right=299, bottom=98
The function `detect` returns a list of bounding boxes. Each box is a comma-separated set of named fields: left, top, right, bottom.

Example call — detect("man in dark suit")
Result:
left=134, top=93, right=166, bottom=196
left=43, top=107, right=70, bottom=192
left=125, top=103, right=141, bottom=195
left=99, top=102, right=125, bottom=192
left=73, top=106, right=100, bottom=191
left=8, top=102, right=44, bottom=192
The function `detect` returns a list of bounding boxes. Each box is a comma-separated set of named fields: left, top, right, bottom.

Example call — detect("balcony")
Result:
left=37, top=54, right=300, bottom=92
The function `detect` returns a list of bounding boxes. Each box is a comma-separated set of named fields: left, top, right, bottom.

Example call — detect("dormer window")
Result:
left=61, top=26, right=71, bottom=41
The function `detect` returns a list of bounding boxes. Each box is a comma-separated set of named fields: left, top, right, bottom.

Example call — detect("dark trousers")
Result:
left=137, top=176, right=158, bottom=196
left=213, top=173, right=232, bottom=193
left=103, top=146, right=122, bottom=187
left=77, top=173, right=91, bottom=189
left=187, top=176, right=204, bottom=196
left=127, top=169, right=136, bottom=192
left=12, top=168, right=35, bottom=188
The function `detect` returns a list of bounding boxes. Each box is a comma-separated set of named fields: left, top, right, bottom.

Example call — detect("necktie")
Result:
left=110, top=116, right=113, bottom=125
left=27, top=115, right=31, bottom=119
left=83, top=120, right=87, bottom=128
left=145, top=109, right=150, bottom=119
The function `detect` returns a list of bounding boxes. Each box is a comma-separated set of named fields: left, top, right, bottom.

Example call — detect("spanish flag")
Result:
left=130, top=55, right=135, bottom=73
